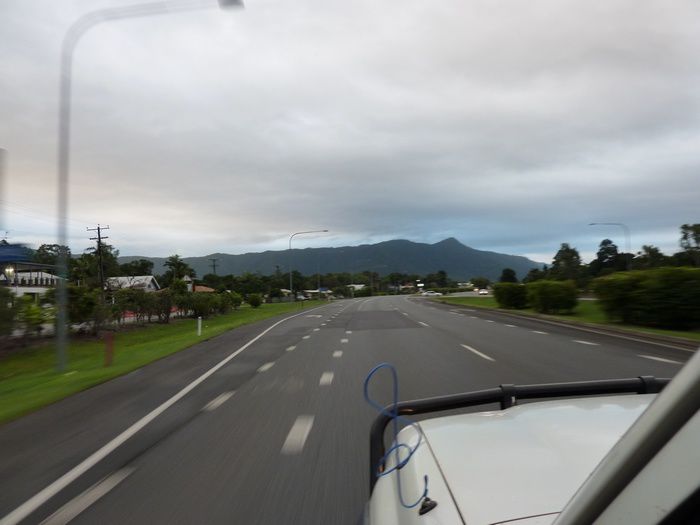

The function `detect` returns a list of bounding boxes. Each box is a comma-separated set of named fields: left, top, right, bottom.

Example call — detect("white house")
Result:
left=106, top=275, right=161, bottom=292
left=0, top=270, right=64, bottom=300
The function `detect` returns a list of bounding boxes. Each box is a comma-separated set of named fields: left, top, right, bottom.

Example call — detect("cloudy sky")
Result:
left=2, top=0, right=699, bottom=264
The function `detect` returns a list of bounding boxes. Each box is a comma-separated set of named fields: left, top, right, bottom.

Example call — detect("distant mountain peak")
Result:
left=434, top=237, right=462, bottom=246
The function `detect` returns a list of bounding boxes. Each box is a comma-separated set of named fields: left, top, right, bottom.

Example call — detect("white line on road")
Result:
left=302, top=335, right=311, bottom=340
left=532, top=331, right=548, bottom=335
left=40, top=468, right=135, bottom=525
left=333, top=351, right=343, bottom=358
left=286, top=346, right=296, bottom=352
left=460, top=344, right=495, bottom=362
left=469, top=316, right=478, bottom=319
left=418, top=321, right=430, bottom=327
left=401, top=312, right=408, bottom=316
left=203, top=391, right=235, bottom=412
left=257, top=362, right=275, bottom=372
left=0, top=305, right=327, bottom=525
left=281, top=415, right=315, bottom=455
left=340, top=338, right=349, bottom=343
left=638, top=355, right=684, bottom=365
left=505, top=324, right=517, bottom=328
left=345, top=330, right=352, bottom=334
left=485, top=320, right=495, bottom=323
left=313, top=328, right=320, bottom=332
left=573, top=340, right=599, bottom=346
left=319, top=371, right=334, bottom=386
left=321, top=323, right=326, bottom=326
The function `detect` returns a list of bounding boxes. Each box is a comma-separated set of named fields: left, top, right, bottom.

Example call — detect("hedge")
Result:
left=493, top=283, right=528, bottom=309
left=593, top=268, right=700, bottom=330
left=526, top=280, right=578, bottom=314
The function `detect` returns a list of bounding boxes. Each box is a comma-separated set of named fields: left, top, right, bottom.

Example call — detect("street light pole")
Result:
left=55, top=0, right=242, bottom=372
left=289, top=230, right=328, bottom=300
left=589, top=222, right=631, bottom=269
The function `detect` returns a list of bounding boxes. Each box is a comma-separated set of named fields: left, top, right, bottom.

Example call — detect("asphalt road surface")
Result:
left=0, top=297, right=693, bottom=525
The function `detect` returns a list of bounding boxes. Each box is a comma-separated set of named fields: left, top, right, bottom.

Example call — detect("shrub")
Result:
left=229, top=291, right=243, bottom=310
left=493, top=283, right=528, bottom=309
left=247, top=293, right=262, bottom=308
left=593, top=268, right=700, bottom=329
left=526, top=280, right=578, bottom=314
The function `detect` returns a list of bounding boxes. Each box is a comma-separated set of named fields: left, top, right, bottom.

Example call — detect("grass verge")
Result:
left=437, top=296, right=700, bottom=343
left=0, top=301, right=324, bottom=425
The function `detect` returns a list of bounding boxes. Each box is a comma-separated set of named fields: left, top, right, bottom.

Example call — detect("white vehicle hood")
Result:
left=418, top=395, right=653, bottom=524
left=370, top=394, right=653, bottom=525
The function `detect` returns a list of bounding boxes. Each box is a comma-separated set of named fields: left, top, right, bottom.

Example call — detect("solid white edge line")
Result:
left=40, top=468, right=135, bottom=525
left=638, top=354, right=684, bottom=365
left=573, top=340, right=599, bottom=346
left=202, top=391, right=235, bottom=412
left=0, top=305, right=329, bottom=525
left=280, top=415, right=315, bottom=455
left=460, top=344, right=495, bottom=362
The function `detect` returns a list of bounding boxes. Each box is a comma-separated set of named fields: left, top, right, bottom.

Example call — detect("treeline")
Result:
left=490, top=224, right=700, bottom=330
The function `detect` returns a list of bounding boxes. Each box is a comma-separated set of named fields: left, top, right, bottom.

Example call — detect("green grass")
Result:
left=437, top=296, right=700, bottom=342
left=0, top=301, right=324, bottom=425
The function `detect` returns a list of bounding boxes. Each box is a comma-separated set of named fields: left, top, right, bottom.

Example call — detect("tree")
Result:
left=33, top=244, right=70, bottom=267
left=499, top=268, right=518, bottom=283
left=119, top=259, right=154, bottom=276
left=680, top=223, right=700, bottom=266
left=631, top=245, right=668, bottom=270
left=549, top=243, right=583, bottom=282
left=471, top=276, right=491, bottom=289
left=160, top=255, right=195, bottom=287
left=523, top=265, right=547, bottom=283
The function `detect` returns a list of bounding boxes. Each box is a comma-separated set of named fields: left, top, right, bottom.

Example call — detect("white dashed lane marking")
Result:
left=505, top=324, right=517, bottom=328
left=460, top=344, right=495, bottom=362
left=257, top=362, right=275, bottom=372
left=573, top=340, right=599, bottom=346
left=345, top=330, right=352, bottom=334
left=313, top=328, right=320, bottom=332
left=532, top=331, right=548, bottom=335
left=286, top=346, right=296, bottom=352
left=40, top=469, right=135, bottom=525
left=340, top=338, right=349, bottom=344
left=333, top=351, right=343, bottom=358
left=302, top=335, right=311, bottom=340
left=281, top=416, right=315, bottom=455
left=203, top=391, right=235, bottom=412
left=485, top=320, right=495, bottom=323
left=418, top=321, right=430, bottom=327
left=319, top=372, right=334, bottom=386
left=638, top=355, right=684, bottom=365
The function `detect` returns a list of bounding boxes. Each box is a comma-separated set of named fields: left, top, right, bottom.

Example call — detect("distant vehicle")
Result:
left=296, top=294, right=307, bottom=301
left=364, top=355, right=700, bottom=525
left=478, top=289, right=489, bottom=295
left=421, top=291, right=442, bottom=296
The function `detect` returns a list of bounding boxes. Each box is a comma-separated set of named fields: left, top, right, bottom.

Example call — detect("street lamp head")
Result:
left=218, top=0, right=244, bottom=8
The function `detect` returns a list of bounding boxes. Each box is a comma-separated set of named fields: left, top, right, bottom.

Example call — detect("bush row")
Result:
left=493, top=281, right=578, bottom=314
left=592, top=268, right=700, bottom=330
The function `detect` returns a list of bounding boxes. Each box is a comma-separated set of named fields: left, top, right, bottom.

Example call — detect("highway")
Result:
left=0, top=296, right=692, bottom=525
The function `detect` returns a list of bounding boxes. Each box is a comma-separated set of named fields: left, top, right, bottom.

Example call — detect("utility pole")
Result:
left=87, top=224, right=109, bottom=294
left=209, top=258, right=219, bottom=275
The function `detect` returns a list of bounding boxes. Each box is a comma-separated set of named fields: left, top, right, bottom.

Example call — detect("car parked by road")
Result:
left=421, top=290, right=443, bottom=297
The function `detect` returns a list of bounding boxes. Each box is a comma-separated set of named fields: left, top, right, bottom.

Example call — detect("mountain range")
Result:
left=119, top=238, right=543, bottom=282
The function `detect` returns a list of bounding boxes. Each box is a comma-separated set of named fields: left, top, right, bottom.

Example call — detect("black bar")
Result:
left=369, top=376, right=670, bottom=492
